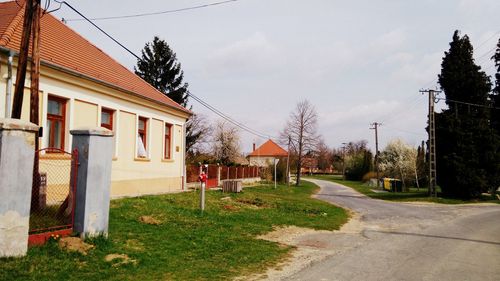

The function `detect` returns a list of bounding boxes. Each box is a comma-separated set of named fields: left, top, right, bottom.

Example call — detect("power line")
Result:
left=188, top=93, right=277, bottom=139
left=64, top=0, right=239, bottom=22
left=53, top=0, right=141, bottom=60
left=52, top=0, right=276, bottom=140
left=436, top=97, right=500, bottom=110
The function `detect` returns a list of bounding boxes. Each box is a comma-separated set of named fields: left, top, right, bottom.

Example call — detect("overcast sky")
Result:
left=30, top=0, right=500, bottom=152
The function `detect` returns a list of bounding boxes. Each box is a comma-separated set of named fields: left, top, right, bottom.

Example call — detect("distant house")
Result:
left=247, top=140, right=288, bottom=167
left=0, top=1, right=191, bottom=197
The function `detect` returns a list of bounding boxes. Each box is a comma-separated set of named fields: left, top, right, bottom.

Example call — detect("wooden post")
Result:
left=12, top=0, right=35, bottom=119
left=30, top=1, right=42, bottom=211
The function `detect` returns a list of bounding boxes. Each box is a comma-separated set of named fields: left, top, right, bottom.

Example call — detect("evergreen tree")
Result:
left=135, top=36, right=189, bottom=107
left=136, top=36, right=208, bottom=156
left=436, top=30, right=495, bottom=198
left=492, top=38, right=500, bottom=133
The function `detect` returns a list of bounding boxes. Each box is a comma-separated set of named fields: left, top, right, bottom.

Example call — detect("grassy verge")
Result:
left=306, top=174, right=500, bottom=204
left=0, top=182, right=348, bottom=281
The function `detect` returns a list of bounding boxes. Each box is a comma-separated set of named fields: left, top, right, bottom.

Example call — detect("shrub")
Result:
left=362, top=171, right=378, bottom=183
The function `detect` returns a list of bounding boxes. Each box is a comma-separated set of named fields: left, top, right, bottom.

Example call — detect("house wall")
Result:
left=248, top=156, right=277, bottom=167
left=0, top=55, right=189, bottom=198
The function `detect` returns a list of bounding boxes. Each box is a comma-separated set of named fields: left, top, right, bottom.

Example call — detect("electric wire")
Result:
left=435, top=97, right=500, bottom=110
left=53, top=0, right=141, bottom=60
left=64, top=0, right=239, bottom=22
left=51, top=1, right=276, bottom=140
left=187, top=93, right=278, bottom=140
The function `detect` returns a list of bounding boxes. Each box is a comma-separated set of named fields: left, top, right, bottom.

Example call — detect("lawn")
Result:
left=306, top=174, right=500, bottom=204
left=0, top=181, right=348, bottom=281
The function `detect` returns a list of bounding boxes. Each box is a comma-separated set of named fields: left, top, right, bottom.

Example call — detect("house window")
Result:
left=101, top=108, right=114, bottom=130
left=47, top=96, right=66, bottom=150
left=137, top=116, right=148, bottom=158
left=164, top=123, right=172, bottom=159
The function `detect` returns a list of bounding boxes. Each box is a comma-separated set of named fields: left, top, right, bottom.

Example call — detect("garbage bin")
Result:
left=390, top=179, right=402, bottom=192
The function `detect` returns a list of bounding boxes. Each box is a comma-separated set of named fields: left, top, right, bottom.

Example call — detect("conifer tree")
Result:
left=436, top=30, right=495, bottom=198
left=135, top=36, right=189, bottom=107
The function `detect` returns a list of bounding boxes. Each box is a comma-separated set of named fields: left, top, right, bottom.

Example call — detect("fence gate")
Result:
left=28, top=148, right=78, bottom=246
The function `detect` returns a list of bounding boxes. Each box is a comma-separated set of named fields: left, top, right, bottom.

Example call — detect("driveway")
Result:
left=288, top=179, right=500, bottom=281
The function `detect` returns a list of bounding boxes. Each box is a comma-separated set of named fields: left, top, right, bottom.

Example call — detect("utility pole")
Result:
left=30, top=0, right=42, bottom=212
left=370, top=122, right=382, bottom=189
left=11, top=0, right=36, bottom=119
left=341, top=142, right=347, bottom=180
left=420, top=89, right=441, bottom=197
left=286, top=135, right=291, bottom=187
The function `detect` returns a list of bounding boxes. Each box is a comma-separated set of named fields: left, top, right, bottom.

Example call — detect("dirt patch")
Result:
left=104, top=253, right=137, bottom=267
left=58, top=237, right=94, bottom=255
left=139, top=215, right=161, bottom=225
left=236, top=197, right=267, bottom=208
left=238, top=211, right=363, bottom=280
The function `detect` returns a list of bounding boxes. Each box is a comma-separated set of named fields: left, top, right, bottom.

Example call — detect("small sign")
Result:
left=176, top=146, right=180, bottom=152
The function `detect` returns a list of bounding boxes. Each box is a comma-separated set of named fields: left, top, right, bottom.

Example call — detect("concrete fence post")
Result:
left=70, top=127, right=113, bottom=238
left=0, top=118, right=38, bottom=257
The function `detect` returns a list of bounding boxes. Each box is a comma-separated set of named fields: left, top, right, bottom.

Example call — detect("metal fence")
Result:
left=29, top=148, right=78, bottom=236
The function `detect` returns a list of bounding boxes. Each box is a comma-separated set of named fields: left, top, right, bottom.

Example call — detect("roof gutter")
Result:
left=0, top=46, right=192, bottom=118
left=5, top=50, right=14, bottom=118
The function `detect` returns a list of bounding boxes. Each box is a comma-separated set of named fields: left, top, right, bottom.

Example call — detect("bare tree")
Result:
left=186, top=114, right=210, bottom=154
left=281, top=100, right=318, bottom=185
left=212, top=120, right=241, bottom=166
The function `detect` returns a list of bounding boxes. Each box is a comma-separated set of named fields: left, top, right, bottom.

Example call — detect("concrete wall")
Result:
left=0, top=119, right=38, bottom=257
left=0, top=55, right=189, bottom=198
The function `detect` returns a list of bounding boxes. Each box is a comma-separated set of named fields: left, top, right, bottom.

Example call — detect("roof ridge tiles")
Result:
left=0, top=1, right=24, bottom=47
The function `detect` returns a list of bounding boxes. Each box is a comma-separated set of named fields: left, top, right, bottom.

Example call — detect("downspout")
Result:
left=5, top=51, right=13, bottom=118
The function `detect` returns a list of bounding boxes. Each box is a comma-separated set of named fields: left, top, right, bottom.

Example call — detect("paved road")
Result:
left=289, top=179, right=500, bottom=281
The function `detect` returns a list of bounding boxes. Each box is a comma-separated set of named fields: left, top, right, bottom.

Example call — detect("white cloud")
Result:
left=321, top=100, right=400, bottom=127
left=203, top=32, right=284, bottom=77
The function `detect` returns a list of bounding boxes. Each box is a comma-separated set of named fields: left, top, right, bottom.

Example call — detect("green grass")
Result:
left=0, top=182, right=348, bottom=281
left=306, top=174, right=500, bottom=204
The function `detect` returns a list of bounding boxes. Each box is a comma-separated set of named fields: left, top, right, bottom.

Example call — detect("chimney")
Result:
left=253, top=143, right=256, bottom=151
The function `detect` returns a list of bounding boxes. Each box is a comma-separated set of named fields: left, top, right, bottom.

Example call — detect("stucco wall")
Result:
left=248, top=156, right=276, bottom=167
left=74, top=100, right=98, bottom=128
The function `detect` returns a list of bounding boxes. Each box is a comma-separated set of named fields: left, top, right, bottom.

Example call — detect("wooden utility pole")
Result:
left=370, top=122, right=382, bottom=188
left=420, top=89, right=440, bottom=197
left=30, top=0, right=41, bottom=126
left=286, top=135, right=291, bottom=187
left=30, top=0, right=42, bottom=211
left=11, top=0, right=35, bottom=119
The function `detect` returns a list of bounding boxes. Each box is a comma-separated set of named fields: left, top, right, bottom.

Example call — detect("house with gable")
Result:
left=0, top=1, right=191, bottom=197
left=247, top=139, right=288, bottom=167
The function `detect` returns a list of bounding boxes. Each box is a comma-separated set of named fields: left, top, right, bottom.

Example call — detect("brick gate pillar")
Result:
left=0, top=119, right=38, bottom=257
left=71, top=127, right=113, bottom=238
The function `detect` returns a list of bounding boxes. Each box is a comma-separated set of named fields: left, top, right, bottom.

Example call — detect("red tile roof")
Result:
left=0, top=1, right=190, bottom=114
left=248, top=139, right=288, bottom=157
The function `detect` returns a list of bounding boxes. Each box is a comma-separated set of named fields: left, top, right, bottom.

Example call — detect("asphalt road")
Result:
left=289, top=179, right=500, bottom=281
